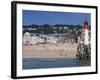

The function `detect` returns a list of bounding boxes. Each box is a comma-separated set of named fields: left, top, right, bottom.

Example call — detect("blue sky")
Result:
left=23, top=10, right=91, bottom=26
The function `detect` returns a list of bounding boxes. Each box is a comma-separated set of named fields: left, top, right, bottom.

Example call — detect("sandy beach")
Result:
left=23, top=43, right=78, bottom=58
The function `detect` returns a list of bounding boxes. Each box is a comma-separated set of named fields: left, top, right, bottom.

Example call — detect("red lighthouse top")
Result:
left=83, top=20, right=89, bottom=29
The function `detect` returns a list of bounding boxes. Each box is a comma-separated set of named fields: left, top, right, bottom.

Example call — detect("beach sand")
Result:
left=23, top=43, right=78, bottom=58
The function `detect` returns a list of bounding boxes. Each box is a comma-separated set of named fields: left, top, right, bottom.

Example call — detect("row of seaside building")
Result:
left=23, top=32, right=81, bottom=45
left=23, top=20, right=91, bottom=45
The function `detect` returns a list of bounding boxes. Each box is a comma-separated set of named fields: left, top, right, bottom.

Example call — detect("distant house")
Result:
left=46, top=35, right=58, bottom=44
left=23, top=32, right=32, bottom=45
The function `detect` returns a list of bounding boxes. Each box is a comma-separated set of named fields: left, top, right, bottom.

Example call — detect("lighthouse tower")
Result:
left=82, top=20, right=89, bottom=45
left=76, top=20, right=90, bottom=59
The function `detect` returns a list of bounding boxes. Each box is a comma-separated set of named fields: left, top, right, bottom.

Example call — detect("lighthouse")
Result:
left=76, top=20, right=90, bottom=59
left=83, top=20, right=89, bottom=45
left=82, top=20, right=89, bottom=45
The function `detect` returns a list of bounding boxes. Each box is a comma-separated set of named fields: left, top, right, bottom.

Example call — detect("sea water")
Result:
left=23, top=58, right=90, bottom=69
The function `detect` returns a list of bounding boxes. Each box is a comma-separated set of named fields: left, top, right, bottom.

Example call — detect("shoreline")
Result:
left=23, top=43, right=78, bottom=58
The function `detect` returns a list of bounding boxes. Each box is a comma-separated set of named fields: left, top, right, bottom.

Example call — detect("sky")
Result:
left=23, top=10, right=91, bottom=26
